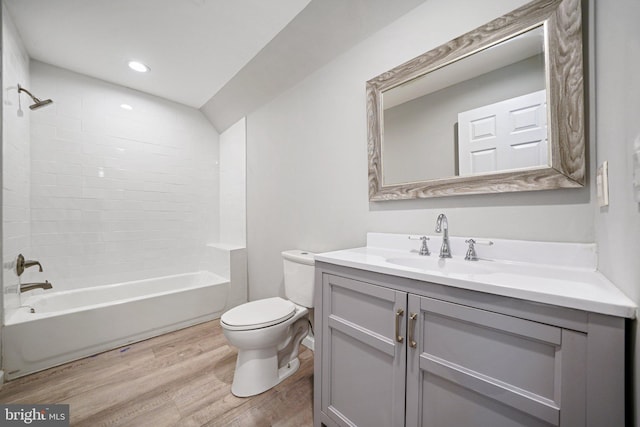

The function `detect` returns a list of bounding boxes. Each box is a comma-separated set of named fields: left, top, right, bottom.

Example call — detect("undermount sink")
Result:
left=385, top=256, right=493, bottom=275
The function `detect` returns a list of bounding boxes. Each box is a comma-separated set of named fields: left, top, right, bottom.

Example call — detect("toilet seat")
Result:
left=221, top=297, right=296, bottom=331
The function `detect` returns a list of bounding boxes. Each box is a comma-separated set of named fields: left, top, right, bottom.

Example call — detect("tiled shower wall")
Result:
left=2, top=6, right=31, bottom=308
left=20, top=61, right=221, bottom=290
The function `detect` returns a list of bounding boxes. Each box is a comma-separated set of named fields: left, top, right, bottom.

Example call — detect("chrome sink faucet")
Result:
left=435, top=214, right=452, bottom=258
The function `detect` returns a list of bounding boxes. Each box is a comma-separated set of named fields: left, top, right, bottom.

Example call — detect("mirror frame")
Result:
left=367, top=0, right=585, bottom=201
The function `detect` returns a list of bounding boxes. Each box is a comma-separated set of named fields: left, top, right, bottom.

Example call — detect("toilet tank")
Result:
left=282, top=250, right=315, bottom=308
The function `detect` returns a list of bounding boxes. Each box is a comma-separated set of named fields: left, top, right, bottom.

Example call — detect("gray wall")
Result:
left=593, top=0, right=640, bottom=423
left=246, top=0, right=594, bottom=301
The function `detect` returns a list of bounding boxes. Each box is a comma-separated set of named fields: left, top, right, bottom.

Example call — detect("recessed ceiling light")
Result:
left=128, top=61, right=150, bottom=73
left=120, top=104, right=133, bottom=110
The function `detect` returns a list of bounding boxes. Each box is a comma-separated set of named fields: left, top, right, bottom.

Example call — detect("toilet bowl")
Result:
left=220, top=250, right=314, bottom=397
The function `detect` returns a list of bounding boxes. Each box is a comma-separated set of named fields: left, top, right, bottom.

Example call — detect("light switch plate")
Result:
left=597, top=160, right=609, bottom=207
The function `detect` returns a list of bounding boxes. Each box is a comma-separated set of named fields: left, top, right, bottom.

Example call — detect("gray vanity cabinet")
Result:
left=314, top=263, right=626, bottom=427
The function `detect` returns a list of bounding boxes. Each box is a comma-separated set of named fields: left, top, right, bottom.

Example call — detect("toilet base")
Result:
left=229, top=317, right=309, bottom=397
left=231, top=347, right=279, bottom=397
left=230, top=353, right=302, bottom=398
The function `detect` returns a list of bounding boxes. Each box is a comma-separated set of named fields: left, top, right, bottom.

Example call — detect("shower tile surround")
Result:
left=2, top=6, right=31, bottom=310
left=12, top=61, right=223, bottom=297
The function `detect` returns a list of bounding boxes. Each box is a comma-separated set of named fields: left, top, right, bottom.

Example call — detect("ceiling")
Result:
left=4, top=0, right=311, bottom=108
left=5, top=0, right=429, bottom=129
left=200, top=0, right=428, bottom=131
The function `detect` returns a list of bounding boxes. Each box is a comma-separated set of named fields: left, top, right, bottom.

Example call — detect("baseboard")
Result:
left=302, top=335, right=314, bottom=352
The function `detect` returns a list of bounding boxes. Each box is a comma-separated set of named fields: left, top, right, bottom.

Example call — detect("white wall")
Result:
left=593, top=0, right=640, bottom=423
left=219, top=117, right=246, bottom=246
left=2, top=5, right=30, bottom=309
left=23, top=62, right=220, bottom=290
left=246, top=0, right=594, bottom=300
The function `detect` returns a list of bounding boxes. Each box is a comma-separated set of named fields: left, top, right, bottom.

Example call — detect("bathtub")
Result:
left=3, top=271, right=230, bottom=380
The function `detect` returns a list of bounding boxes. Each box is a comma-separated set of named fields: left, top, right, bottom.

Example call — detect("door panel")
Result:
left=329, top=275, right=399, bottom=339
left=458, top=90, right=547, bottom=175
left=321, top=274, right=407, bottom=427
left=420, top=373, right=555, bottom=427
left=421, top=298, right=559, bottom=400
left=406, top=295, right=586, bottom=427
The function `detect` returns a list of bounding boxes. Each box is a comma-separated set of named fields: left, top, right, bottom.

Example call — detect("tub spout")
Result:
left=20, top=280, right=52, bottom=293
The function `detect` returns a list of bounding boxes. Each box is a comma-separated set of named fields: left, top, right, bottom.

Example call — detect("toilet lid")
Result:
left=221, top=297, right=296, bottom=330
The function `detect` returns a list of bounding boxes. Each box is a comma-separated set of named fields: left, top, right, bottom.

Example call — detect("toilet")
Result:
left=220, top=250, right=314, bottom=397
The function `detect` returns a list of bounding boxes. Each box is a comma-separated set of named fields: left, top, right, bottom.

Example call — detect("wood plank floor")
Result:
left=0, top=320, right=314, bottom=427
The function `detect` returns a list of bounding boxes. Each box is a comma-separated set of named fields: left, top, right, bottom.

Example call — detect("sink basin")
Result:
left=385, top=256, right=493, bottom=275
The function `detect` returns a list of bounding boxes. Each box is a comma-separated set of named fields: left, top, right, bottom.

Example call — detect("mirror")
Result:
left=383, top=27, right=547, bottom=184
left=367, top=0, right=585, bottom=200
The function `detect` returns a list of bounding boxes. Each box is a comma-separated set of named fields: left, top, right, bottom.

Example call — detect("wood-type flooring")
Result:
left=0, top=320, right=314, bottom=426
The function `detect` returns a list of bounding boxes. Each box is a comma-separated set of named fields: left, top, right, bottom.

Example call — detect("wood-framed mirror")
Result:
left=367, top=0, right=585, bottom=201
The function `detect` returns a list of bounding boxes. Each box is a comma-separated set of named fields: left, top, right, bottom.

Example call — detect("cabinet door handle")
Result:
left=408, top=312, right=418, bottom=348
left=395, top=308, right=404, bottom=343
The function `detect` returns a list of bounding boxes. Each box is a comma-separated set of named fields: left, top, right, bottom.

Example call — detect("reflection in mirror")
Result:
left=382, top=27, right=546, bottom=185
left=367, top=0, right=585, bottom=201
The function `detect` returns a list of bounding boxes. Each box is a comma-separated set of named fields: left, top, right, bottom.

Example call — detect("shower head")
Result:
left=29, top=98, right=53, bottom=110
left=18, top=84, right=53, bottom=110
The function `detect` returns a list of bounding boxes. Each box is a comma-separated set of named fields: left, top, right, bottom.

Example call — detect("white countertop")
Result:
left=315, top=233, right=637, bottom=319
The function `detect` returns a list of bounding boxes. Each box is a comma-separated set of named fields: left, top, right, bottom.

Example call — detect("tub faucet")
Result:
left=435, top=214, right=452, bottom=258
left=16, top=254, right=43, bottom=277
left=20, top=280, right=52, bottom=293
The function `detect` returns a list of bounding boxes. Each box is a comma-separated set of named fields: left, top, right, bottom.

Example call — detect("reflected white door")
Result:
left=457, top=90, right=547, bottom=176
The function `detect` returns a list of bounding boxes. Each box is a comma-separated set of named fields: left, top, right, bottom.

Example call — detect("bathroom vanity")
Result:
left=313, top=233, right=636, bottom=427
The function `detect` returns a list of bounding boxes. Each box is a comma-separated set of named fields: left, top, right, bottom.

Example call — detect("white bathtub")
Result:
left=3, top=271, right=230, bottom=379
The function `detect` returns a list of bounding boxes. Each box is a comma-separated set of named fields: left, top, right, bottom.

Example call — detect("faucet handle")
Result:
left=464, top=239, right=477, bottom=261
left=408, top=236, right=430, bottom=256
left=16, top=254, right=43, bottom=277
left=464, top=239, right=493, bottom=261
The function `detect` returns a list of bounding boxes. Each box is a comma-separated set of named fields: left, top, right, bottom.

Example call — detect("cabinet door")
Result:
left=406, top=295, right=586, bottom=427
left=321, top=274, right=407, bottom=427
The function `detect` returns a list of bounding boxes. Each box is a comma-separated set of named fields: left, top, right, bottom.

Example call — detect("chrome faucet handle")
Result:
left=464, top=239, right=478, bottom=261
left=408, top=236, right=430, bottom=256
left=16, top=254, right=43, bottom=277
left=464, top=239, right=493, bottom=261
